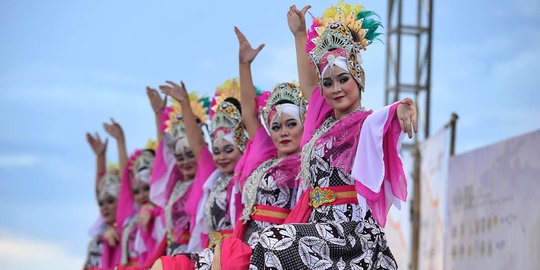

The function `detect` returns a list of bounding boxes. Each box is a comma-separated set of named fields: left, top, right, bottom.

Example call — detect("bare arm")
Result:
left=288, top=5, right=319, bottom=99
left=159, top=81, right=205, bottom=161
left=235, top=27, right=265, bottom=138
left=104, top=119, right=129, bottom=174
left=146, top=86, right=166, bottom=142
left=86, top=132, right=107, bottom=199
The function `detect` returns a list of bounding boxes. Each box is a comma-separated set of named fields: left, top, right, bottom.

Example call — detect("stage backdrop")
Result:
left=445, top=129, right=540, bottom=269
left=418, top=127, right=449, bottom=270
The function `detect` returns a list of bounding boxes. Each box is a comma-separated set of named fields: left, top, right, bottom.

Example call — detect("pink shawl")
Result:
left=290, top=88, right=407, bottom=227
left=184, top=147, right=217, bottom=232
left=229, top=126, right=277, bottom=223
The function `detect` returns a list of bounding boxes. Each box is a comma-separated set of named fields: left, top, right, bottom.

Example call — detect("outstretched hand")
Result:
left=103, top=118, right=124, bottom=141
left=86, top=132, right=107, bottom=156
left=397, top=98, right=418, bottom=139
left=103, top=226, right=119, bottom=247
left=159, top=80, right=189, bottom=103
left=287, top=5, right=311, bottom=36
left=234, top=27, right=265, bottom=65
left=146, top=86, right=165, bottom=114
left=139, top=203, right=155, bottom=231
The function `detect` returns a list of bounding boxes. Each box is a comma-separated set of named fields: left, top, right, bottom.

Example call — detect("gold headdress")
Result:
left=210, top=78, right=247, bottom=152
left=306, top=1, right=382, bottom=89
left=98, top=163, right=121, bottom=199
left=210, top=78, right=241, bottom=116
left=162, top=94, right=209, bottom=151
left=261, top=82, right=307, bottom=128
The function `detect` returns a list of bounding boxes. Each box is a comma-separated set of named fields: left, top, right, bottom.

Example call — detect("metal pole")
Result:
left=449, top=112, right=458, bottom=156
left=394, top=0, right=403, bottom=102
left=411, top=144, right=421, bottom=270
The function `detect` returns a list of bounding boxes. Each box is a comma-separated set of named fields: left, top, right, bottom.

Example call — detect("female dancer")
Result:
left=249, top=3, right=417, bottom=269
left=104, top=119, right=157, bottom=269
left=159, top=79, right=247, bottom=258
left=209, top=26, right=312, bottom=269
left=146, top=87, right=210, bottom=259
left=84, top=133, right=121, bottom=269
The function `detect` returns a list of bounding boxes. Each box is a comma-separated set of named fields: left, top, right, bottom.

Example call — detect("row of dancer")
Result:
left=84, top=2, right=417, bottom=270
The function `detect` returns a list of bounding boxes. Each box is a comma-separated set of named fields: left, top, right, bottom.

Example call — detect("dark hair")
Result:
left=142, top=149, right=155, bottom=156
left=224, top=97, right=242, bottom=115
left=274, top=100, right=295, bottom=106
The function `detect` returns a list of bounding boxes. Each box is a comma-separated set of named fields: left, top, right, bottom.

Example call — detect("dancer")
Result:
left=153, top=79, right=248, bottom=269
left=84, top=133, right=121, bottom=269
left=213, top=28, right=308, bottom=270
left=147, top=86, right=210, bottom=259
left=249, top=3, right=417, bottom=269
left=104, top=119, right=157, bottom=269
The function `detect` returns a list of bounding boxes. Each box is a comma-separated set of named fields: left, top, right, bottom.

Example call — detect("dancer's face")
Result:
left=130, top=173, right=151, bottom=206
left=98, top=194, right=117, bottom=225
left=321, top=66, right=361, bottom=119
left=269, top=113, right=303, bottom=157
left=174, top=143, right=197, bottom=179
left=211, top=139, right=242, bottom=174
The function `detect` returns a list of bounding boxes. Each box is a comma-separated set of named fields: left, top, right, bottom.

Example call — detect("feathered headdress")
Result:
left=210, top=78, right=241, bottom=118
left=161, top=94, right=210, bottom=151
left=306, top=1, right=382, bottom=89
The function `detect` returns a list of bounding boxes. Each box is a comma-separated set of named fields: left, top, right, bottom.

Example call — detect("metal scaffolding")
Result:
left=384, top=0, right=434, bottom=270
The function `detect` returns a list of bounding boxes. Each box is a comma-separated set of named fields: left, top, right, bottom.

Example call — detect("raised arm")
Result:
left=234, top=26, right=265, bottom=138
left=159, top=81, right=205, bottom=161
left=288, top=5, right=318, bottom=99
left=146, top=86, right=166, bottom=142
left=103, top=119, right=128, bottom=173
left=86, top=132, right=108, bottom=198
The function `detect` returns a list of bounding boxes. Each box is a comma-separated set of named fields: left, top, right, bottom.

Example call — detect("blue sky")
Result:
left=1, top=0, right=539, bottom=268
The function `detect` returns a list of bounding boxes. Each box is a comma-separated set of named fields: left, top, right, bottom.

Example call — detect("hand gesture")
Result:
left=139, top=203, right=155, bottom=231
left=159, top=81, right=189, bottom=103
left=147, top=86, right=165, bottom=115
left=397, top=98, right=418, bottom=139
left=103, top=226, right=119, bottom=247
left=287, top=5, right=311, bottom=36
left=234, top=27, right=265, bottom=65
left=103, top=118, right=124, bottom=141
left=86, top=132, right=107, bottom=156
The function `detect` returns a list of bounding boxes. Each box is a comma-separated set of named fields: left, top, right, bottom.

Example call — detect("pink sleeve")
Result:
left=352, top=102, right=406, bottom=227
left=100, top=235, right=121, bottom=268
left=236, top=126, right=276, bottom=188
left=300, top=87, right=333, bottom=146
left=184, top=147, right=216, bottom=227
left=230, top=125, right=277, bottom=223
left=150, top=139, right=177, bottom=208
left=116, top=163, right=136, bottom=230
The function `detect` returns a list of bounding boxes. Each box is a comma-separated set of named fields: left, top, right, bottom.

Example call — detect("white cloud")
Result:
left=0, top=232, right=84, bottom=270
left=0, top=154, right=38, bottom=167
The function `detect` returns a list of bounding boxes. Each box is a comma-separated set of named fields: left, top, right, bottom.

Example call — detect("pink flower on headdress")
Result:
left=256, top=91, right=271, bottom=115
left=127, top=149, right=142, bottom=171
left=306, top=15, right=322, bottom=53
left=160, top=107, right=174, bottom=132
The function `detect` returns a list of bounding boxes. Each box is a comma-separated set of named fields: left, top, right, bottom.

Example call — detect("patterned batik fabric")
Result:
left=189, top=154, right=302, bottom=270
left=84, top=234, right=103, bottom=268
left=191, top=174, right=234, bottom=270
left=242, top=154, right=301, bottom=247
left=165, top=179, right=194, bottom=255
left=249, top=110, right=398, bottom=270
left=120, top=214, right=140, bottom=265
